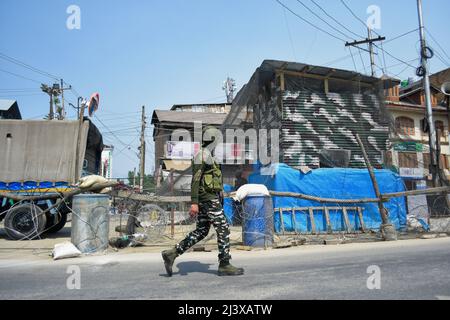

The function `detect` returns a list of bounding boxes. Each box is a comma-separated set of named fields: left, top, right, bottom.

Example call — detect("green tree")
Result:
left=127, top=171, right=156, bottom=193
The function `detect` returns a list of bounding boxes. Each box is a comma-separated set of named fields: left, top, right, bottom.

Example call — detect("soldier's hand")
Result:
left=189, top=204, right=199, bottom=218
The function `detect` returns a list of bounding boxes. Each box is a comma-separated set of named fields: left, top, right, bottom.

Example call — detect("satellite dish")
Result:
left=441, top=82, right=450, bottom=96
left=87, top=93, right=100, bottom=117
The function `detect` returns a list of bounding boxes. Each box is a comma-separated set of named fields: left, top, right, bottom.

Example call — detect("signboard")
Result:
left=214, top=143, right=245, bottom=163
left=393, top=142, right=423, bottom=152
left=101, top=146, right=113, bottom=179
left=399, top=167, right=424, bottom=179
left=165, top=141, right=200, bottom=159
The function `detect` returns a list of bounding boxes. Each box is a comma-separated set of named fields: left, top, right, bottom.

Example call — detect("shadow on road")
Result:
left=159, top=261, right=217, bottom=277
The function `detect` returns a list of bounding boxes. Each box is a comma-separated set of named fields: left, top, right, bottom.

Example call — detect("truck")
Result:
left=0, top=118, right=104, bottom=240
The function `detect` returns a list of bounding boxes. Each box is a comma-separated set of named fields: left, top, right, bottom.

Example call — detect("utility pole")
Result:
left=345, top=33, right=385, bottom=77
left=41, top=82, right=71, bottom=120
left=59, top=79, right=72, bottom=120
left=367, top=28, right=377, bottom=77
left=41, top=83, right=57, bottom=120
left=139, top=106, right=146, bottom=193
left=417, top=0, right=439, bottom=187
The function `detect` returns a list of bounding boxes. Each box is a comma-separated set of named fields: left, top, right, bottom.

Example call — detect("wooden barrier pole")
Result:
left=355, top=134, right=389, bottom=225
left=170, top=169, right=175, bottom=239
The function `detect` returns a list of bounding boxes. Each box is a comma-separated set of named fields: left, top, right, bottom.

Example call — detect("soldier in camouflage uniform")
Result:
left=162, top=126, right=244, bottom=277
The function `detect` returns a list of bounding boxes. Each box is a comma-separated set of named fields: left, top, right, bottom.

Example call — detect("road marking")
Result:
left=436, top=295, right=450, bottom=300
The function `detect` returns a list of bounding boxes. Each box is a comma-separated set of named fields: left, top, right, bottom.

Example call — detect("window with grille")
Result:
left=398, top=152, right=418, bottom=168
left=423, top=153, right=430, bottom=169
left=395, top=117, right=415, bottom=136
left=435, top=120, right=445, bottom=140
left=423, top=153, right=449, bottom=170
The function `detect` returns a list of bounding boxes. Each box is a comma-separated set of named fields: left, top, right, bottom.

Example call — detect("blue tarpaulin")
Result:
left=249, top=164, right=407, bottom=233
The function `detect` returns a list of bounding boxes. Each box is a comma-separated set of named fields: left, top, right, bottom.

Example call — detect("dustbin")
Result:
left=71, top=194, right=110, bottom=254
left=242, top=195, right=273, bottom=247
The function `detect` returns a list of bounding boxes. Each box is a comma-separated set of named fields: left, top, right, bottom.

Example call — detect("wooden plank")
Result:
left=357, top=207, right=366, bottom=233
left=342, top=207, right=352, bottom=233
left=291, top=208, right=298, bottom=234
left=274, top=69, right=374, bottom=87
left=324, top=207, right=332, bottom=234
left=280, top=72, right=285, bottom=91
left=308, top=208, right=316, bottom=235
left=268, top=191, right=379, bottom=204
left=279, top=208, right=286, bottom=235
left=225, top=186, right=450, bottom=205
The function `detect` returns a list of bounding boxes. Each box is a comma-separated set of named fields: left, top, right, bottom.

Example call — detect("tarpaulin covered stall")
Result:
left=249, top=164, right=407, bottom=233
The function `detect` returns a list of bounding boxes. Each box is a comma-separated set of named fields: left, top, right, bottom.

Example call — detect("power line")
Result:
left=0, top=93, right=43, bottom=98
left=433, top=50, right=450, bottom=68
left=0, top=68, right=42, bottom=84
left=384, top=28, right=419, bottom=44
left=294, top=0, right=353, bottom=40
left=0, top=52, right=60, bottom=81
left=425, top=28, right=450, bottom=61
left=378, top=42, right=387, bottom=73
left=373, top=44, right=417, bottom=70
left=340, top=0, right=372, bottom=31
left=93, top=114, right=132, bottom=148
left=357, top=48, right=368, bottom=74
left=348, top=47, right=358, bottom=72
left=274, top=0, right=347, bottom=43
left=282, top=6, right=298, bottom=61
left=323, top=53, right=353, bottom=66
left=310, top=0, right=364, bottom=39
left=385, top=58, right=419, bottom=70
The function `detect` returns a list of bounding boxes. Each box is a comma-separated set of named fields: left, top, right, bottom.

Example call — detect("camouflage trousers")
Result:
left=175, top=198, right=231, bottom=262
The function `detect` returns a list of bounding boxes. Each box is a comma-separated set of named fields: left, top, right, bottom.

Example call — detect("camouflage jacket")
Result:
left=191, top=148, right=223, bottom=204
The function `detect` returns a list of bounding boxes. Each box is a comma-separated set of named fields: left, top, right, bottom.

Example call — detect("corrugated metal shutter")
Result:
left=281, top=91, right=389, bottom=169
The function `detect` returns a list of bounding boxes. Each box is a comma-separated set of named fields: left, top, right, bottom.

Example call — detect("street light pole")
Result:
left=417, top=0, right=439, bottom=187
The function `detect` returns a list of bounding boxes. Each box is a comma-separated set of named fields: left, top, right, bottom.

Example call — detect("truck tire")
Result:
left=44, top=211, right=68, bottom=234
left=4, top=204, right=47, bottom=240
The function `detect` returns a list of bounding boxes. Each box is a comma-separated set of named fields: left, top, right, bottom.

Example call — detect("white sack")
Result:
left=52, top=242, right=82, bottom=260
left=233, top=184, right=270, bottom=202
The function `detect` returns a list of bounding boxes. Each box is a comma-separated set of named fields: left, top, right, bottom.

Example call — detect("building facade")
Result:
left=151, top=103, right=242, bottom=192
left=385, top=68, right=450, bottom=190
left=100, top=145, right=114, bottom=180
left=223, top=60, right=393, bottom=170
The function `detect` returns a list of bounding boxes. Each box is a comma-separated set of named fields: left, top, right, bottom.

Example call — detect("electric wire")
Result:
left=274, top=0, right=347, bottom=43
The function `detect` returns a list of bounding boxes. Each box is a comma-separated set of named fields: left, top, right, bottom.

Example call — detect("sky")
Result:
left=1, top=0, right=449, bottom=180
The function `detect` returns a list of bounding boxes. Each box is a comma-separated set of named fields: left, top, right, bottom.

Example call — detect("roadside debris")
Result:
left=108, top=233, right=148, bottom=249
left=407, top=216, right=430, bottom=232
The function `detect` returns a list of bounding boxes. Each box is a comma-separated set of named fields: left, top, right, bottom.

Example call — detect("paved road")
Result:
left=1, top=238, right=450, bottom=300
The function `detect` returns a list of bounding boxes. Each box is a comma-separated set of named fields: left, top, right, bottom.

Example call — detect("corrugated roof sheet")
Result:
left=260, top=59, right=381, bottom=84
left=152, top=110, right=227, bottom=125
left=0, top=99, right=16, bottom=110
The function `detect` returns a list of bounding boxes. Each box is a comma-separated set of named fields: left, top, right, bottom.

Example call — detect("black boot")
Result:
left=218, top=260, right=244, bottom=276
left=161, top=248, right=178, bottom=277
